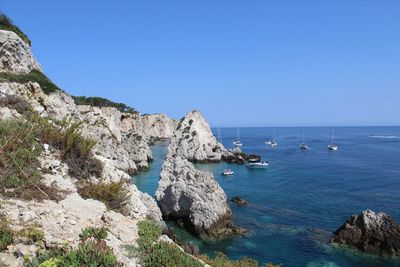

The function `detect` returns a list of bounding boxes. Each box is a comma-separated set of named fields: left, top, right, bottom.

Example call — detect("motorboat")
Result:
left=222, top=169, right=234, bottom=176
left=247, top=161, right=269, bottom=169
left=247, top=156, right=269, bottom=169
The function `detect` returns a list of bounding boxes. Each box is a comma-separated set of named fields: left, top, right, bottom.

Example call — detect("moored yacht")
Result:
left=328, top=127, right=338, bottom=151
left=299, top=128, right=310, bottom=150
left=247, top=156, right=269, bottom=169
left=233, top=126, right=243, bottom=146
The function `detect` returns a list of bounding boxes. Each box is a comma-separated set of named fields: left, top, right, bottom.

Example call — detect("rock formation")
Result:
left=0, top=30, right=41, bottom=73
left=141, top=113, right=177, bottom=140
left=0, top=24, right=177, bottom=266
left=169, top=110, right=245, bottom=163
left=331, top=210, right=400, bottom=256
left=156, top=110, right=245, bottom=239
left=156, top=155, right=238, bottom=239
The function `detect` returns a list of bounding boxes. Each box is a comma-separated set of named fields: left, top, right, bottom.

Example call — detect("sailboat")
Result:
left=265, top=126, right=277, bottom=148
left=299, top=128, right=310, bottom=150
left=217, top=127, right=222, bottom=143
left=328, top=127, right=338, bottom=151
left=233, top=127, right=243, bottom=146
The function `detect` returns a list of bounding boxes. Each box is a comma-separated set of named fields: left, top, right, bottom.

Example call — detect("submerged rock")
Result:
left=156, top=155, right=239, bottom=239
left=231, top=196, right=248, bottom=206
left=331, top=209, right=400, bottom=256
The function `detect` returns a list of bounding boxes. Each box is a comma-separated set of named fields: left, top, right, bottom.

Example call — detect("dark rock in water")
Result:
left=231, top=196, right=248, bottom=206
left=331, top=209, right=400, bottom=256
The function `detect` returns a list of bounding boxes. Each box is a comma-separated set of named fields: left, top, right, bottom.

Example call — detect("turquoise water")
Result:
left=132, top=127, right=400, bottom=267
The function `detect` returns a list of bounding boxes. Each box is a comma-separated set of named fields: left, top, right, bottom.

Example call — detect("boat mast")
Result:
left=301, top=128, right=304, bottom=143
left=236, top=126, right=240, bottom=141
left=218, top=127, right=222, bottom=142
left=330, top=127, right=334, bottom=143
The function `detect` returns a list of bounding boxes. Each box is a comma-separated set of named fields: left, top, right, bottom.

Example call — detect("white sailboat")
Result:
left=265, top=125, right=277, bottom=148
left=299, top=128, right=310, bottom=150
left=328, top=127, right=338, bottom=151
left=233, top=126, right=242, bottom=146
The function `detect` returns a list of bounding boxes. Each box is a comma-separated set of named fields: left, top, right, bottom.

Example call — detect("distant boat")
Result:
left=265, top=126, right=277, bottom=148
left=247, top=157, right=269, bottom=169
left=222, top=169, right=234, bottom=176
left=233, top=126, right=243, bottom=146
left=299, top=128, right=310, bottom=150
left=328, top=127, right=338, bottom=151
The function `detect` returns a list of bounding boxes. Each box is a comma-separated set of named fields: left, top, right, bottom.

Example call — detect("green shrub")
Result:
left=137, top=220, right=203, bottom=267
left=27, top=227, right=120, bottom=267
left=0, top=70, right=61, bottom=94
left=137, top=220, right=162, bottom=253
left=143, top=241, right=203, bottom=267
left=0, top=13, right=31, bottom=46
left=36, top=116, right=102, bottom=180
left=0, top=226, right=13, bottom=251
left=18, top=226, right=44, bottom=244
left=79, top=227, right=108, bottom=241
left=72, top=96, right=138, bottom=114
left=0, top=115, right=100, bottom=200
left=78, top=181, right=131, bottom=212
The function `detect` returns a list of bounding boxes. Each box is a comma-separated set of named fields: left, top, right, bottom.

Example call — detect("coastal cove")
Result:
left=133, top=126, right=400, bottom=267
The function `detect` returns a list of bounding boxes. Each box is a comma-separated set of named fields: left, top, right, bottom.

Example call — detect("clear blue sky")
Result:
left=2, top=1, right=399, bottom=126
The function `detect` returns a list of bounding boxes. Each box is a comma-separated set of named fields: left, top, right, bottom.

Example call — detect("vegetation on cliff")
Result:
left=0, top=100, right=101, bottom=200
left=0, top=13, right=31, bottom=46
left=0, top=70, right=61, bottom=94
left=137, top=220, right=279, bottom=267
left=26, top=227, right=120, bottom=267
left=78, top=181, right=131, bottom=213
left=72, top=96, right=138, bottom=114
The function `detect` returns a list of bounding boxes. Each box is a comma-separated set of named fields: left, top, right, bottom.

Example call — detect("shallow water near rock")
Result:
left=133, top=127, right=400, bottom=267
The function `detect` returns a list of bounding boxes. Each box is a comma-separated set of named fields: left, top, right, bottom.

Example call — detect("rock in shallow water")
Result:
left=156, top=155, right=242, bottom=239
left=331, top=209, right=400, bottom=256
left=231, top=196, right=248, bottom=206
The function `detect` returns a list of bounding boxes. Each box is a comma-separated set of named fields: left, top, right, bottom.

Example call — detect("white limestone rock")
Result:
left=0, top=30, right=41, bottom=73
left=141, top=113, right=177, bottom=140
left=156, top=155, right=236, bottom=239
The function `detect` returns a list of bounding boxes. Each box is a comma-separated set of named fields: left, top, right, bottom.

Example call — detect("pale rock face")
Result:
left=169, top=110, right=224, bottom=162
left=141, top=113, right=177, bottom=140
left=0, top=30, right=41, bottom=73
left=156, top=155, right=235, bottom=239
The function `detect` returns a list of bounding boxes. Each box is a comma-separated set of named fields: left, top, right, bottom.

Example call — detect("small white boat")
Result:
left=328, top=127, right=338, bottom=151
left=233, top=140, right=243, bottom=146
left=222, top=169, right=234, bottom=176
left=299, top=143, right=310, bottom=150
left=270, top=140, right=278, bottom=148
left=247, top=161, right=269, bottom=169
left=328, top=144, right=338, bottom=151
left=264, top=140, right=272, bottom=145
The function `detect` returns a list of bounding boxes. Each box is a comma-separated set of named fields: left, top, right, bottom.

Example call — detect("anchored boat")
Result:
left=328, top=127, right=338, bottom=151
left=247, top=156, right=269, bottom=169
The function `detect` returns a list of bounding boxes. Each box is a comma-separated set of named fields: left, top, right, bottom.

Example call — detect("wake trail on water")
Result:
left=369, top=135, right=400, bottom=139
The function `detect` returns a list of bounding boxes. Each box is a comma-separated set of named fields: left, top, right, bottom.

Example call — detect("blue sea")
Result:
left=133, top=127, right=400, bottom=267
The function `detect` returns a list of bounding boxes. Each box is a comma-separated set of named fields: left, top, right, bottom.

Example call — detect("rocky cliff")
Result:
left=0, top=30, right=41, bottom=73
left=0, top=26, right=178, bottom=266
left=156, top=110, right=244, bottom=239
